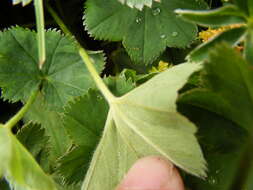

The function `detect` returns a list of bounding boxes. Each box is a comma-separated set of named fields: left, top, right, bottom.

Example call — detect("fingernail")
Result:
left=116, top=156, right=184, bottom=190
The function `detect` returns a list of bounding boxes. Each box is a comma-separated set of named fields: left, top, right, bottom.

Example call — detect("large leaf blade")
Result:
left=0, top=27, right=105, bottom=110
left=81, top=62, right=206, bottom=190
left=0, top=126, right=56, bottom=190
left=84, top=0, right=207, bottom=64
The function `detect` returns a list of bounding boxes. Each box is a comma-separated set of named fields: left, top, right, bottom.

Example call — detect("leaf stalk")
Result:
left=4, top=90, right=38, bottom=130
left=79, top=48, right=115, bottom=102
left=34, top=0, right=46, bottom=69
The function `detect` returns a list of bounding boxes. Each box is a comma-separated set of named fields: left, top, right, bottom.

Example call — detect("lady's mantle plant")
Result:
left=0, top=0, right=253, bottom=190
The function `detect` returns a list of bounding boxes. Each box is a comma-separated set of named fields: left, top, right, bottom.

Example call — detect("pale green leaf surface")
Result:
left=0, top=126, right=56, bottom=190
left=244, top=29, right=253, bottom=65
left=82, top=63, right=206, bottom=190
left=0, top=27, right=105, bottom=110
left=12, top=0, right=32, bottom=6
left=175, top=5, right=246, bottom=27
left=58, top=77, right=135, bottom=184
left=118, top=0, right=156, bottom=10
left=84, top=0, right=207, bottom=64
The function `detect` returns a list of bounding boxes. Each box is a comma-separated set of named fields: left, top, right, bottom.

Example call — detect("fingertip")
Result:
left=116, top=156, right=184, bottom=190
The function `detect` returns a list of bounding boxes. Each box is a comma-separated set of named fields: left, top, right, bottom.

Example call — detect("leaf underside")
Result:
left=0, top=126, right=57, bottom=190
left=81, top=63, right=206, bottom=190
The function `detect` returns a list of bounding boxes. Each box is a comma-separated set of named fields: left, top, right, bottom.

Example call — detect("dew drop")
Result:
left=152, top=8, right=161, bottom=16
left=135, top=17, right=142, bottom=24
left=208, top=176, right=218, bottom=185
left=172, top=31, right=178, bottom=37
left=160, top=34, right=166, bottom=39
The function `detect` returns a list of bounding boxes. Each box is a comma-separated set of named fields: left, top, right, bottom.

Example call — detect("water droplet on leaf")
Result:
left=160, top=34, right=166, bottom=39
left=172, top=32, right=178, bottom=37
left=135, top=17, right=142, bottom=24
left=208, top=176, right=218, bottom=185
left=152, top=8, right=161, bottom=16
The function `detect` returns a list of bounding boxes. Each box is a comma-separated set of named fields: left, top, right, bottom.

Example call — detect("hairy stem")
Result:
left=79, top=48, right=115, bottom=102
left=4, top=90, right=38, bottom=130
left=34, top=0, right=46, bottom=69
left=45, top=2, right=72, bottom=36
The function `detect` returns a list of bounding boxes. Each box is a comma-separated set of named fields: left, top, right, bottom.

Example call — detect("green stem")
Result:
left=4, top=90, right=39, bottom=130
left=79, top=48, right=115, bottom=102
left=34, top=0, right=46, bottom=69
left=45, top=2, right=72, bottom=36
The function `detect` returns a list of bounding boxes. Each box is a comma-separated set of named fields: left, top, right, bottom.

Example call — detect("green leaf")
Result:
left=81, top=63, right=206, bottom=190
left=57, top=146, right=93, bottom=185
left=244, top=29, right=253, bottom=65
left=63, top=89, right=109, bottom=147
left=17, top=123, right=49, bottom=157
left=58, top=76, right=135, bottom=184
left=12, top=0, right=32, bottom=6
left=104, top=75, right=136, bottom=97
left=0, top=27, right=105, bottom=110
left=178, top=102, right=247, bottom=190
left=175, top=5, right=247, bottom=27
left=182, top=43, right=253, bottom=131
left=187, top=27, right=246, bottom=62
left=233, top=0, right=248, bottom=15
left=25, top=92, right=72, bottom=161
left=118, top=0, right=156, bottom=10
left=0, top=126, right=57, bottom=190
left=249, top=0, right=253, bottom=16
left=84, top=0, right=207, bottom=64
left=57, top=89, right=108, bottom=184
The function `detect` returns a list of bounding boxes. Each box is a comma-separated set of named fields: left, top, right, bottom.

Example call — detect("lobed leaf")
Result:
left=84, top=0, right=207, bottom=64
left=24, top=92, right=72, bottom=162
left=0, top=126, right=57, bottom=190
left=0, top=27, right=105, bottom=110
left=17, top=123, right=49, bottom=157
left=58, top=76, right=135, bottom=184
left=81, top=62, right=206, bottom=190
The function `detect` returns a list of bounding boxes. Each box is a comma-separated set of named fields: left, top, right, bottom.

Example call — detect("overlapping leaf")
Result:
left=177, top=103, right=247, bottom=190
left=25, top=93, right=71, bottom=161
left=180, top=44, right=253, bottom=131
left=178, top=44, right=253, bottom=190
left=175, top=4, right=251, bottom=63
left=58, top=76, right=135, bottom=185
left=0, top=125, right=56, bottom=190
left=17, top=123, right=49, bottom=157
left=84, top=0, right=207, bottom=64
left=0, top=27, right=105, bottom=110
left=80, top=62, right=206, bottom=190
